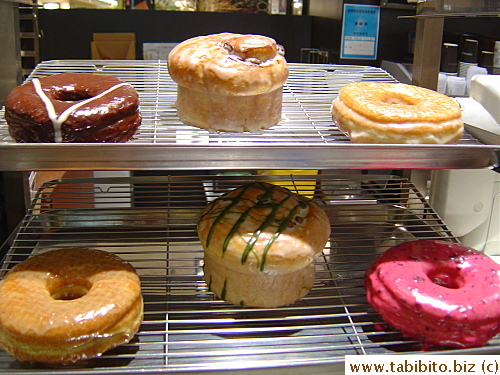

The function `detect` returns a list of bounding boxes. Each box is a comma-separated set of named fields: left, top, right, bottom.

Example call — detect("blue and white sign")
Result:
left=340, top=4, right=380, bottom=60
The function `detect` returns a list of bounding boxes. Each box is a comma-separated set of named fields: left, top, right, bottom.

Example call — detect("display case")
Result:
left=0, top=60, right=499, bottom=374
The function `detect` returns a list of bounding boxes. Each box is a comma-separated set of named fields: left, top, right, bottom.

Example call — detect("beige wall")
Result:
left=308, top=0, right=343, bottom=19
left=38, top=0, right=118, bottom=9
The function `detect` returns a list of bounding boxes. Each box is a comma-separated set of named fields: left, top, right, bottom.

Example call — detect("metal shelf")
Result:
left=0, top=60, right=497, bottom=171
left=401, top=11, right=500, bottom=18
left=1, top=173, right=497, bottom=374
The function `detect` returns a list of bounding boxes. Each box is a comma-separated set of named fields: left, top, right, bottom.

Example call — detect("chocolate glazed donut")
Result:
left=5, top=73, right=141, bottom=143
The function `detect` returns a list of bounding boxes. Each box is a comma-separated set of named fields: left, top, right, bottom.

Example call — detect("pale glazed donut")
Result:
left=168, top=33, right=288, bottom=132
left=365, top=240, right=500, bottom=349
left=198, top=182, right=331, bottom=307
left=331, top=82, right=464, bottom=144
left=0, top=248, right=143, bottom=363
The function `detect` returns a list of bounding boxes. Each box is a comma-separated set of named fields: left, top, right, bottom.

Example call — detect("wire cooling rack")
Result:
left=1, top=173, right=498, bottom=374
left=0, top=61, right=396, bottom=144
left=0, top=60, right=497, bottom=170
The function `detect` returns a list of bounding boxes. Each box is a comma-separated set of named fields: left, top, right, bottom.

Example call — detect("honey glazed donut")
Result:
left=365, top=239, right=500, bottom=349
left=331, top=82, right=464, bottom=144
left=4, top=73, right=141, bottom=143
left=0, top=248, right=143, bottom=364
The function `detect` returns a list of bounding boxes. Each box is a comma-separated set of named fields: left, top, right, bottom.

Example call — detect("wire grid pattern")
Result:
left=1, top=174, right=498, bottom=373
left=0, top=60, right=482, bottom=145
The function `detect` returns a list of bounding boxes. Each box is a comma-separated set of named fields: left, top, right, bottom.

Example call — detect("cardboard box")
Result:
left=91, top=33, right=136, bottom=60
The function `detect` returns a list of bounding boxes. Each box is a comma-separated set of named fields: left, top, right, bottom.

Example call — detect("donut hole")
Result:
left=54, top=89, right=93, bottom=102
left=426, top=266, right=464, bottom=289
left=382, top=95, right=413, bottom=106
left=50, top=279, right=93, bottom=300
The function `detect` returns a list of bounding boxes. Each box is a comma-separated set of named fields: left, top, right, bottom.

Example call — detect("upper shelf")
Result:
left=400, top=0, right=499, bottom=18
left=0, top=60, right=498, bottom=171
left=0, top=0, right=35, bottom=5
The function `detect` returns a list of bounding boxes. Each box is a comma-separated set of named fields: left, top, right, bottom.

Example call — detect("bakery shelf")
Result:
left=403, top=0, right=500, bottom=18
left=0, top=60, right=497, bottom=171
left=0, top=173, right=498, bottom=374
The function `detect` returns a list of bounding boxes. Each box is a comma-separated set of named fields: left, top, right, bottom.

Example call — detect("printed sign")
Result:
left=340, top=4, right=380, bottom=60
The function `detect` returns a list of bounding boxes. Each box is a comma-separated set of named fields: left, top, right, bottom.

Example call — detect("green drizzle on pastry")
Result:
left=200, top=182, right=311, bottom=271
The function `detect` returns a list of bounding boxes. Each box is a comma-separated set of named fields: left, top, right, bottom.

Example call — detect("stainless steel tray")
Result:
left=1, top=174, right=498, bottom=374
left=0, top=60, right=498, bottom=171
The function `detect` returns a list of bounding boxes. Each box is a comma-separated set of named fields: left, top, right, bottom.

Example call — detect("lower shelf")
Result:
left=0, top=173, right=498, bottom=374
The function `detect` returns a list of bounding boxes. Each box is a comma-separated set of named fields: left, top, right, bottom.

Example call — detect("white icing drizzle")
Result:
left=32, top=78, right=130, bottom=142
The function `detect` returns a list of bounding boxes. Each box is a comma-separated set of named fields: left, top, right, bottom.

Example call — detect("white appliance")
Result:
left=430, top=74, right=500, bottom=257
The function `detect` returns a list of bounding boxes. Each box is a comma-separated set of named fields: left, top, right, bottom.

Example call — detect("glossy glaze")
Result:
left=365, top=239, right=500, bottom=348
left=198, top=182, right=319, bottom=272
left=5, top=73, right=141, bottom=143
left=167, top=33, right=288, bottom=96
left=0, top=248, right=143, bottom=363
left=331, top=82, right=464, bottom=144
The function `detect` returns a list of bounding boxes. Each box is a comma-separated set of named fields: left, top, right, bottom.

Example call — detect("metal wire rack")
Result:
left=0, top=60, right=497, bottom=171
left=0, top=61, right=395, bottom=145
left=1, top=174, right=498, bottom=374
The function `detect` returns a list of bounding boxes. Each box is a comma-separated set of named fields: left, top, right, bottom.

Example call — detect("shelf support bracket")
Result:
left=412, top=15, right=444, bottom=90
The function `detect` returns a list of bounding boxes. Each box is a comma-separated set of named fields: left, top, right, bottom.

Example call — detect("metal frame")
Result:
left=0, top=61, right=498, bottom=171
left=1, top=174, right=497, bottom=374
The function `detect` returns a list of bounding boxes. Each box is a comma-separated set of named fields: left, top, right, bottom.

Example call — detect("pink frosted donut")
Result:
left=365, top=239, right=500, bottom=348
